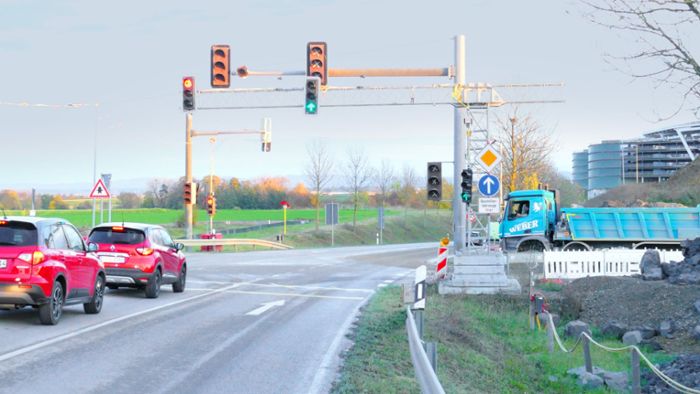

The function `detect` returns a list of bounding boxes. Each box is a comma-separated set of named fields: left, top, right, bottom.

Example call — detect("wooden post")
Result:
left=583, top=335, right=593, bottom=373
left=631, top=348, right=641, bottom=394
left=544, top=313, right=554, bottom=353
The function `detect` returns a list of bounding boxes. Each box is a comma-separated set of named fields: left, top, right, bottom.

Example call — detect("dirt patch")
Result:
left=561, top=276, right=700, bottom=352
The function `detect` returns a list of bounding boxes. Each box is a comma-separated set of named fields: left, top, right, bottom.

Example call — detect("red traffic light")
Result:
left=210, top=45, right=231, bottom=88
left=307, top=42, right=327, bottom=86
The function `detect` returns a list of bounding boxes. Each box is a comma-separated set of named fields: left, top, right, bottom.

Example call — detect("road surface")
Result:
left=0, top=243, right=434, bottom=394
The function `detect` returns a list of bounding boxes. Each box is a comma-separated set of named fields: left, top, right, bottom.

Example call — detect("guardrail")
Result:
left=174, top=238, right=293, bottom=250
left=406, top=307, right=445, bottom=394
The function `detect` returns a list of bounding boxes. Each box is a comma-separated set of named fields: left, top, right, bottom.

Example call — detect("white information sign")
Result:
left=478, top=197, right=501, bottom=214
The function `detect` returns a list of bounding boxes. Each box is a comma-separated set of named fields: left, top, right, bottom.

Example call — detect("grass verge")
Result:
left=334, top=286, right=673, bottom=393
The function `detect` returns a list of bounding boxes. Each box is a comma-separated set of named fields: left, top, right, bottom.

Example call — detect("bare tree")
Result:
left=375, top=159, right=395, bottom=209
left=397, top=164, right=420, bottom=214
left=343, top=148, right=373, bottom=228
left=305, top=141, right=334, bottom=230
left=583, top=0, right=700, bottom=115
left=497, top=109, right=554, bottom=194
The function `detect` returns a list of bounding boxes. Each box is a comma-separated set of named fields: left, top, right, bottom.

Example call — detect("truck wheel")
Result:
left=517, top=241, right=545, bottom=253
left=39, top=280, right=64, bottom=325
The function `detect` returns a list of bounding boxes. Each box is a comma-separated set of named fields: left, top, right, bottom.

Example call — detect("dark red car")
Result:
left=88, top=223, right=186, bottom=298
left=0, top=217, right=106, bottom=325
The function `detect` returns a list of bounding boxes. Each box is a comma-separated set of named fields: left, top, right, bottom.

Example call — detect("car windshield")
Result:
left=0, top=221, right=38, bottom=246
left=89, top=227, right=146, bottom=245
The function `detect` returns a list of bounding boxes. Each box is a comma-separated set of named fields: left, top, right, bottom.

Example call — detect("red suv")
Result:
left=0, top=217, right=106, bottom=325
left=88, top=223, right=186, bottom=298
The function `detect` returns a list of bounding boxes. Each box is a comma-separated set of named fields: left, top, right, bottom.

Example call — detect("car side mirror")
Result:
left=175, top=243, right=185, bottom=251
left=87, top=242, right=99, bottom=253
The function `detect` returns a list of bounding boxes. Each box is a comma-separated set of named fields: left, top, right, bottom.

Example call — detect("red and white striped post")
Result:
left=436, top=237, right=449, bottom=279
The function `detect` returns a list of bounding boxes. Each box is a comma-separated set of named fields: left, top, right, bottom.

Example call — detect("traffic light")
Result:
left=307, top=42, right=327, bottom=86
left=184, top=182, right=197, bottom=205
left=206, top=194, right=216, bottom=216
left=426, top=162, right=442, bottom=201
left=261, top=130, right=271, bottom=152
left=305, top=77, right=319, bottom=115
left=460, top=168, right=474, bottom=204
left=210, top=45, right=230, bottom=88
left=182, top=76, right=195, bottom=111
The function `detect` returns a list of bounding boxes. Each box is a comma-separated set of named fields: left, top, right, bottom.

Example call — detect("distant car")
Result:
left=0, top=217, right=105, bottom=325
left=468, top=231, right=485, bottom=246
left=88, top=223, right=186, bottom=298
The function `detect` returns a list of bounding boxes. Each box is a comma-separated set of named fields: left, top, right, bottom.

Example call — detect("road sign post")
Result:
left=325, top=203, right=339, bottom=246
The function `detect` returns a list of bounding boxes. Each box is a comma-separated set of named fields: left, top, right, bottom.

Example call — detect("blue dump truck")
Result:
left=499, top=189, right=700, bottom=252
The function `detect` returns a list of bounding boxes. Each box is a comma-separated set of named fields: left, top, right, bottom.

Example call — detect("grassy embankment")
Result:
left=7, top=208, right=452, bottom=249
left=333, top=286, right=672, bottom=394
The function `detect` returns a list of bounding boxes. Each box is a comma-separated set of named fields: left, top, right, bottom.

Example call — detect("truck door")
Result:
left=502, top=197, right=546, bottom=239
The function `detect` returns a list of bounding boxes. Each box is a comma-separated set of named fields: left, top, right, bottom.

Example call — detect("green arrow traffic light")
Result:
left=305, top=101, right=317, bottom=114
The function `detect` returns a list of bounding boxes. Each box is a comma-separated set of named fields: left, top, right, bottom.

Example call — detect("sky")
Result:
left=1, top=0, right=697, bottom=193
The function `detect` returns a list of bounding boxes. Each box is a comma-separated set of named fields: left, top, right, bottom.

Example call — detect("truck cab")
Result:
left=500, top=190, right=558, bottom=252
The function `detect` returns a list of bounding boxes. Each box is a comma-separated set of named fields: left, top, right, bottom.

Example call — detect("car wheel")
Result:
left=172, top=265, right=186, bottom=293
left=145, top=269, right=162, bottom=299
left=84, top=275, right=105, bottom=314
left=39, top=280, right=64, bottom=325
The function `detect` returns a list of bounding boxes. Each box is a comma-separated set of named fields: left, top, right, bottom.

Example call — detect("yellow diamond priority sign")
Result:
left=477, top=144, right=502, bottom=172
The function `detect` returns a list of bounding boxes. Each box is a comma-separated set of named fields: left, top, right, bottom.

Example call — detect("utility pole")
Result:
left=185, top=113, right=194, bottom=240
left=453, top=35, right=467, bottom=254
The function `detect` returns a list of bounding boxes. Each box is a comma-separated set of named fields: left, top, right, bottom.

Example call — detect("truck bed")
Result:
left=561, top=207, right=700, bottom=241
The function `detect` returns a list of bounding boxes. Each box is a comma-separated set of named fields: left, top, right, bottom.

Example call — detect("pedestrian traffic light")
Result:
left=307, top=42, right=327, bottom=86
left=206, top=194, right=216, bottom=216
left=305, top=77, right=319, bottom=115
left=182, top=76, right=195, bottom=111
left=210, top=44, right=230, bottom=88
left=426, top=162, right=442, bottom=201
left=460, top=168, right=473, bottom=204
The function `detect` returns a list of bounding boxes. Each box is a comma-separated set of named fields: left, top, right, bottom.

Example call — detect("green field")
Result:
left=6, top=207, right=399, bottom=230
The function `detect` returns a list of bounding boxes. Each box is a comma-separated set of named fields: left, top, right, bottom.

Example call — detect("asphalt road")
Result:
left=0, top=243, right=435, bottom=394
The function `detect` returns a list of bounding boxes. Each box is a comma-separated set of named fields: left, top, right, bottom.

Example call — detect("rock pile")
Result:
left=641, top=238, right=700, bottom=284
left=642, top=354, right=700, bottom=393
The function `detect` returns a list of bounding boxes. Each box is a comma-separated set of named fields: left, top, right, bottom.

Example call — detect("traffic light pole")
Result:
left=453, top=35, right=467, bottom=255
left=185, top=113, right=194, bottom=240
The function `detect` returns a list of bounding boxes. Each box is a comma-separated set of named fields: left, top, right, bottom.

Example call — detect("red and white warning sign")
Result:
left=436, top=245, right=448, bottom=279
left=89, top=179, right=110, bottom=199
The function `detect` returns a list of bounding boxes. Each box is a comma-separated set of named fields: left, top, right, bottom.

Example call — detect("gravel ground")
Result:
left=642, top=354, right=700, bottom=393
left=561, top=276, right=700, bottom=353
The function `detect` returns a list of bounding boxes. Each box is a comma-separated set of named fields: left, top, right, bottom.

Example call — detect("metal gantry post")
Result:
left=453, top=35, right=467, bottom=254
left=185, top=113, right=194, bottom=240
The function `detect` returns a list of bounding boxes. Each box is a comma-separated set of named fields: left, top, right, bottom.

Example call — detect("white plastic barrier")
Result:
left=544, top=249, right=684, bottom=279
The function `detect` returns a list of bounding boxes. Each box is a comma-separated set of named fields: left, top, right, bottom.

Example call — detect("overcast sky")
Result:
left=1, top=0, right=697, bottom=193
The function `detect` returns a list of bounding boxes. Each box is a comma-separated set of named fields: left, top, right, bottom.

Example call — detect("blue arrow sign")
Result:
left=478, top=174, right=500, bottom=197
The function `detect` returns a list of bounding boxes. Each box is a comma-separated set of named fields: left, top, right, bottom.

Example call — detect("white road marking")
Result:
left=0, top=282, right=244, bottom=363
left=245, top=300, right=286, bottom=316
left=188, top=280, right=374, bottom=293
left=187, top=288, right=365, bottom=301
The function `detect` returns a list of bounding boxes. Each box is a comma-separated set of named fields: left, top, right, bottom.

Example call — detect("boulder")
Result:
left=640, top=250, right=661, bottom=272
left=601, top=321, right=628, bottom=339
left=676, top=271, right=700, bottom=285
left=564, top=320, right=591, bottom=338
left=640, top=339, right=663, bottom=351
left=681, top=237, right=700, bottom=259
left=695, top=300, right=700, bottom=314
left=660, top=262, right=673, bottom=277
left=631, top=325, right=657, bottom=339
left=577, top=372, right=604, bottom=389
left=642, top=267, right=664, bottom=281
left=622, top=330, right=643, bottom=346
left=693, top=325, right=700, bottom=341
left=602, top=371, right=628, bottom=392
left=659, top=320, right=674, bottom=338
left=689, top=254, right=700, bottom=266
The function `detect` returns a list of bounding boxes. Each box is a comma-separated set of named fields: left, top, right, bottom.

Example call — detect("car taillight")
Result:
left=18, top=251, right=45, bottom=265
left=136, top=248, right=154, bottom=256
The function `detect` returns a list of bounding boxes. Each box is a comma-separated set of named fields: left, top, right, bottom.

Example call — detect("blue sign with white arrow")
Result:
left=478, top=174, right=500, bottom=197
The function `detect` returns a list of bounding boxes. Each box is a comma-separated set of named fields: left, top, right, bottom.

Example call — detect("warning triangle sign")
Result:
left=89, top=179, right=111, bottom=199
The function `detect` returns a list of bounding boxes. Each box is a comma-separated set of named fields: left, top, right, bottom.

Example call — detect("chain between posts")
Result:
left=543, top=313, right=700, bottom=394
